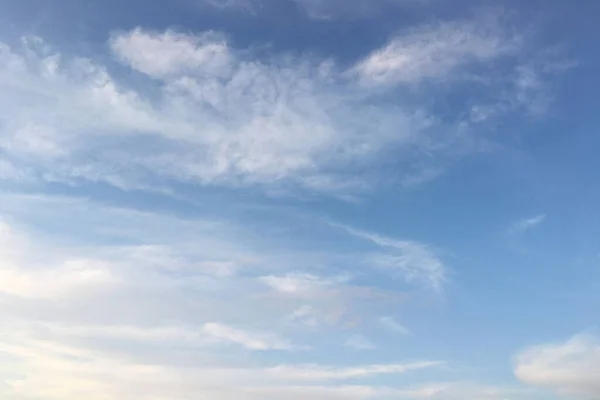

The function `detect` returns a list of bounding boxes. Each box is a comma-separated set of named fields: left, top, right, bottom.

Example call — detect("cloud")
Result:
left=336, top=224, right=447, bottom=291
left=203, top=322, right=295, bottom=350
left=510, top=214, right=546, bottom=234
left=286, top=305, right=321, bottom=328
left=260, top=272, right=350, bottom=295
left=0, top=324, right=443, bottom=400
left=110, top=29, right=232, bottom=79
left=0, top=192, right=461, bottom=399
left=0, top=30, right=428, bottom=195
left=0, top=220, right=116, bottom=300
left=514, top=334, right=600, bottom=398
left=380, top=316, right=411, bottom=335
left=354, top=15, right=519, bottom=86
left=268, top=361, right=441, bottom=381
left=0, top=13, right=560, bottom=196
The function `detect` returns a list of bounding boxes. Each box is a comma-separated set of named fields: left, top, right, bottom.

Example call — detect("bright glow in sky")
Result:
left=0, top=1, right=599, bottom=399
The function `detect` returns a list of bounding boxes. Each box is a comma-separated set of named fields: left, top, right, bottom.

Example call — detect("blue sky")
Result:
left=0, top=0, right=599, bottom=399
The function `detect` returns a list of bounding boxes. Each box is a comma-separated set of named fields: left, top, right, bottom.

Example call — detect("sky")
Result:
left=0, top=0, right=599, bottom=399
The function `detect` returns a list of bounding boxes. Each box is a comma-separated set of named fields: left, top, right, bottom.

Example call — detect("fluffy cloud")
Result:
left=514, top=334, right=600, bottom=398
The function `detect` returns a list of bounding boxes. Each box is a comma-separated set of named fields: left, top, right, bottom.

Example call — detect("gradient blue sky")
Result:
left=0, top=1, right=599, bottom=399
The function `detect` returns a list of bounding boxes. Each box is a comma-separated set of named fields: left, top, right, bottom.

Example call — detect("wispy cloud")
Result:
left=354, top=15, right=520, bottom=86
left=335, top=224, right=447, bottom=291
left=203, top=322, right=295, bottom=350
left=380, top=316, right=411, bottom=335
left=510, top=214, right=546, bottom=234
left=0, top=12, right=560, bottom=197
left=268, top=361, right=442, bottom=381
left=260, top=272, right=350, bottom=295
left=0, top=31, right=425, bottom=195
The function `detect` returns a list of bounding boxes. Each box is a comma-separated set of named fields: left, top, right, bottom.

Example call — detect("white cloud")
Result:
left=0, top=261, right=115, bottom=300
left=0, top=192, right=468, bottom=400
left=203, top=322, right=295, bottom=350
left=260, top=272, right=349, bottom=295
left=336, top=224, right=447, bottom=291
left=510, top=214, right=546, bottom=234
left=110, top=29, right=232, bottom=79
left=287, top=305, right=320, bottom=328
left=0, top=13, right=555, bottom=196
left=0, top=325, right=444, bottom=400
left=514, top=334, right=600, bottom=398
left=355, top=16, right=519, bottom=86
left=0, top=220, right=116, bottom=300
left=380, top=316, right=411, bottom=335
left=0, top=30, right=430, bottom=195
left=268, top=361, right=441, bottom=381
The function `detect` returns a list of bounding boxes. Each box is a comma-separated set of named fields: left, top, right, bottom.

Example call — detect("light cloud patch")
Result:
left=0, top=220, right=116, bottom=300
left=260, top=272, right=350, bottom=295
left=380, top=316, right=411, bottom=335
left=514, top=334, right=600, bottom=398
left=203, top=322, right=295, bottom=351
left=510, top=214, right=546, bottom=234
left=336, top=224, right=447, bottom=291
left=110, top=29, right=232, bottom=79
left=355, top=15, right=520, bottom=86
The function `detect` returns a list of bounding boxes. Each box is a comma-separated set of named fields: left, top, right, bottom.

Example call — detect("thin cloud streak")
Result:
left=510, top=214, right=546, bottom=234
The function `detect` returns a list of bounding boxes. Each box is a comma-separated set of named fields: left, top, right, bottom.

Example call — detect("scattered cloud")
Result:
left=0, top=5, right=579, bottom=399
left=0, top=11, right=561, bottom=197
left=0, top=193, right=455, bottom=399
left=510, top=214, right=546, bottom=234
left=514, top=334, right=600, bottom=398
